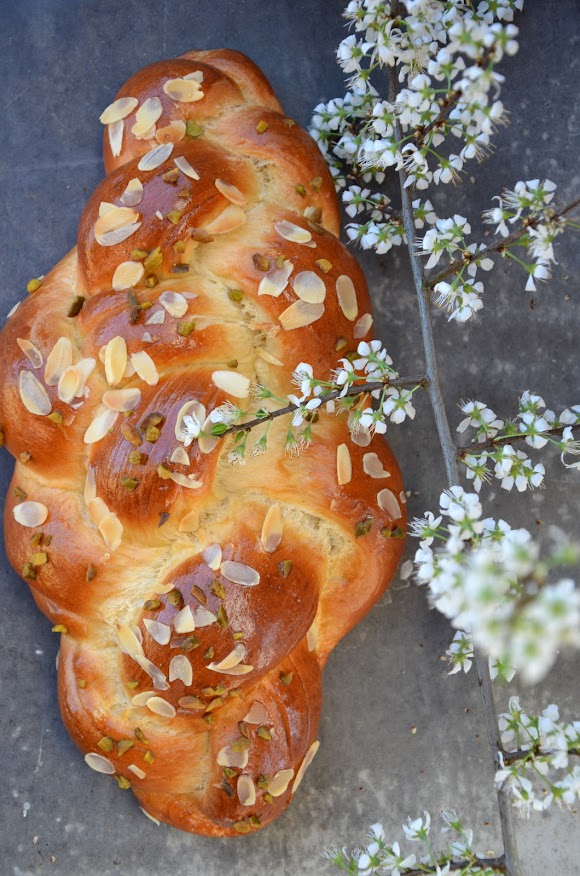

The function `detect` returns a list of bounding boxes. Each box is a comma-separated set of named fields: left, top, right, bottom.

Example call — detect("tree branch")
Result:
left=396, top=858, right=506, bottom=876
left=502, top=746, right=580, bottom=766
left=457, top=425, right=569, bottom=460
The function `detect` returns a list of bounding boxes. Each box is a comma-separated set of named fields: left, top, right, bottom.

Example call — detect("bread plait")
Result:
left=0, top=48, right=405, bottom=835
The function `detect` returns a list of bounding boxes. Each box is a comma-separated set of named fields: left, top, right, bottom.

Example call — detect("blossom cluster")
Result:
left=495, top=698, right=580, bottom=815
left=412, top=486, right=580, bottom=684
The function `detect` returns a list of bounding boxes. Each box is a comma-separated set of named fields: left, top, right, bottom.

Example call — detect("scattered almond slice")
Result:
left=215, top=178, right=247, bottom=206
left=58, top=366, right=81, bottom=404
left=258, top=260, right=293, bottom=297
left=87, top=497, right=109, bottom=527
left=237, top=775, right=256, bottom=806
left=243, top=701, right=269, bottom=725
left=156, top=120, right=186, bottom=144
left=220, top=561, right=260, bottom=587
left=120, top=178, right=144, bottom=207
left=97, top=221, right=141, bottom=247
left=159, top=290, right=188, bottom=318
left=137, top=142, right=174, bottom=172
left=131, top=690, right=156, bottom=707
left=191, top=605, right=217, bottom=627
left=145, top=308, right=165, bottom=325
left=13, top=501, right=48, bottom=528
left=112, top=260, right=145, bottom=291
left=163, top=78, right=204, bottom=102
left=205, top=204, right=246, bottom=235
left=336, top=443, right=352, bottom=485
left=45, top=337, right=73, bottom=386
left=169, top=654, right=193, bottom=686
left=377, top=488, right=402, bottom=520
left=350, top=427, right=371, bottom=447
left=95, top=205, right=140, bottom=238
left=19, top=370, right=52, bottom=415
left=84, top=466, right=97, bottom=504
left=184, top=71, right=204, bottom=83
left=354, top=313, right=373, bottom=339
left=99, top=511, right=123, bottom=550
left=279, top=300, right=324, bottom=331
left=17, top=338, right=43, bottom=369
left=198, top=414, right=220, bottom=454
left=85, top=753, right=116, bottom=774
left=144, top=619, right=171, bottom=646
left=399, top=490, right=407, bottom=505
left=293, top=271, right=326, bottom=304
left=211, top=370, right=250, bottom=398
left=363, top=453, right=391, bottom=479
left=256, top=348, right=284, bottom=367
left=146, top=697, right=176, bottom=718
left=203, top=544, right=222, bottom=571
left=217, top=745, right=248, bottom=770
left=135, top=654, right=169, bottom=691
left=336, top=275, right=358, bottom=321
left=179, top=509, right=200, bottom=532
left=131, top=97, right=162, bottom=139
left=74, top=358, right=96, bottom=397
left=275, top=220, right=312, bottom=244
left=208, top=643, right=246, bottom=672
left=84, top=407, right=119, bottom=444
left=306, top=623, right=317, bottom=652
left=128, top=764, right=146, bottom=780
left=99, top=201, right=116, bottom=218
left=118, top=624, right=144, bottom=658
left=173, top=605, right=195, bottom=634
left=269, top=769, right=295, bottom=797
left=261, top=504, right=283, bottom=553
left=170, top=446, right=190, bottom=465
left=175, top=399, right=206, bottom=443
left=170, top=472, right=203, bottom=489
left=99, top=96, right=138, bottom=125
left=174, top=155, right=200, bottom=180
left=131, top=350, right=159, bottom=386
left=104, top=336, right=127, bottom=386
left=108, top=120, right=124, bottom=157
left=214, top=664, right=253, bottom=676
left=102, top=388, right=141, bottom=412
left=292, top=741, right=320, bottom=794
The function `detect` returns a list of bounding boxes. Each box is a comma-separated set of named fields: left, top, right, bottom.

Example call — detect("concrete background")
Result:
left=1, top=1, right=579, bottom=874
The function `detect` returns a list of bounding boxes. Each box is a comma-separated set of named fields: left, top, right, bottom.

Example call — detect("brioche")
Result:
left=0, top=49, right=405, bottom=835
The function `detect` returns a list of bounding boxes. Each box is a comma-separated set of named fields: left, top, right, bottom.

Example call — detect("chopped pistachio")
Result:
left=264, top=792, right=274, bottom=805
left=20, top=451, right=31, bottom=464
left=203, top=714, right=215, bottom=724
left=238, top=720, right=249, bottom=738
left=128, top=449, right=142, bottom=465
left=86, top=564, right=97, bottom=583
left=381, top=526, right=405, bottom=539
left=143, top=412, right=164, bottom=428
left=30, top=532, right=43, bottom=548
left=315, top=258, right=332, bottom=273
left=116, top=739, right=134, bottom=756
left=51, top=624, right=67, bottom=634
left=43, top=534, right=52, bottom=547
left=257, top=775, right=270, bottom=790
left=114, top=775, right=131, bottom=790
left=143, top=750, right=154, bottom=764
left=231, top=737, right=251, bottom=753
left=223, top=766, right=237, bottom=779
left=205, top=696, right=224, bottom=713
left=158, top=512, right=170, bottom=527
left=295, top=184, right=306, bottom=197
left=229, top=688, right=242, bottom=698
left=167, top=588, right=184, bottom=608
left=221, top=779, right=234, bottom=798
left=121, top=422, right=141, bottom=446
left=143, top=247, right=163, bottom=273
left=185, top=119, right=203, bottom=138
left=47, top=411, right=63, bottom=424
left=67, top=296, right=86, bottom=317
left=181, top=635, right=200, bottom=651
left=275, top=255, right=285, bottom=268
left=226, top=359, right=238, bottom=369
left=177, top=319, right=195, bottom=337
left=309, top=176, right=323, bottom=191
left=279, top=559, right=292, bottom=577
left=167, top=210, right=182, bottom=225
left=227, top=288, right=244, bottom=302
left=282, top=118, right=295, bottom=127
left=256, top=120, right=269, bottom=134
left=120, top=476, right=139, bottom=491
left=216, top=604, right=228, bottom=629
left=280, top=671, right=293, bottom=686
left=201, top=685, right=224, bottom=697
left=27, top=278, right=42, bottom=294
left=162, top=168, right=179, bottom=184
left=13, top=486, right=27, bottom=500
left=233, top=820, right=251, bottom=834
left=249, top=815, right=261, bottom=828
left=30, top=552, right=48, bottom=566
left=143, top=599, right=161, bottom=611
left=191, top=585, right=207, bottom=606
left=307, top=219, right=324, bottom=235
left=98, top=736, right=115, bottom=753
left=178, top=188, right=191, bottom=199
left=179, top=695, right=205, bottom=711
left=232, top=630, right=244, bottom=641
left=355, top=517, right=373, bottom=538
left=146, top=426, right=161, bottom=443
left=190, top=228, right=213, bottom=243
left=335, top=336, right=348, bottom=352
left=131, top=249, right=148, bottom=261
left=310, top=206, right=323, bottom=224
left=127, top=680, right=139, bottom=689
left=144, top=275, right=159, bottom=288
left=203, top=646, right=215, bottom=661
left=210, top=578, right=226, bottom=599
left=22, top=562, right=36, bottom=580
left=256, top=726, right=272, bottom=741
left=134, top=727, right=148, bottom=744
left=252, top=253, right=269, bottom=271
left=173, top=240, right=186, bottom=254
left=77, top=679, right=86, bottom=689
left=345, top=350, right=358, bottom=364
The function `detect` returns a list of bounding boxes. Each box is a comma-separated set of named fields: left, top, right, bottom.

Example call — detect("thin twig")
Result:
left=502, top=747, right=580, bottom=766
left=393, top=859, right=506, bottom=876
left=457, top=425, right=569, bottom=460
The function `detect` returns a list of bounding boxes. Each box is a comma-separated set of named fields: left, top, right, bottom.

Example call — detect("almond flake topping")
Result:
left=377, top=488, right=402, bottom=520
left=99, top=97, right=138, bottom=125
left=237, top=775, right=256, bottom=807
left=131, top=690, right=156, bottom=707
left=120, top=178, right=144, bottom=207
left=137, top=142, right=174, bottom=172
left=293, top=271, right=326, bottom=304
left=217, top=745, right=249, bottom=770
left=258, top=260, right=293, bottom=298
left=179, top=509, right=199, bottom=532
left=256, top=348, right=284, bottom=367
left=98, top=221, right=142, bottom=247
left=279, top=300, right=324, bottom=331
left=146, top=697, right=176, bottom=718
left=99, top=511, right=123, bottom=551
left=163, top=78, right=204, bottom=102
left=131, top=350, right=159, bottom=386
left=159, top=291, right=188, bottom=318
left=354, top=313, right=373, bottom=339
left=19, top=370, right=52, bottom=415
left=207, top=643, right=246, bottom=672
left=95, top=205, right=140, bottom=242
left=169, top=472, right=203, bottom=489
left=184, top=71, right=204, bottom=83
left=336, top=275, right=358, bottom=321
left=215, top=178, right=247, bottom=206
left=306, top=623, right=317, bottom=652
left=144, top=619, right=171, bottom=646
left=13, top=501, right=48, bottom=528
left=156, top=120, right=186, bottom=144
left=203, top=544, right=222, bottom=571
left=84, top=407, right=119, bottom=444
left=204, top=204, right=246, bottom=235
left=118, top=624, right=144, bottom=659
left=243, top=701, right=269, bottom=725
left=128, top=765, right=146, bottom=780
left=261, top=504, right=283, bottom=553
left=170, top=446, right=190, bottom=465
left=173, top=605, right=195, bottom=634
left=174, top=155, right=200, bottom=180
left=17, top=338, right=43, bottom=369
left=275, top=220, right=312, bottom=244
left=175, top=400, right=206, bottom=444
left=58, top=366, right=81, bottom=404
left=211, top=370, right=250, bottom=399
left=363, top=453, right=391, bottom=479
left=102, top=388, right=141, bottom=412
left=108, top=120, right=124, bottom=157
left=45, top=336, right=73, bottom=386
left=269, top=769, right=295, bottom=797
left=192, top=605, right=217, bottom=627
left=169, top=654, right=193, bottom=686
left=112, top=260, right=145, bottom=291
left=85, top=753, right=116, bottom=774
left=131, top=97, right=163, bottom=139
left=336, top=443, right=352, bottom=485
left=104, top=336, right=127, bottom=386
left=88, top=497, right=109, bottom=527
left=292, top=740, right=320, bottom=794
left=220, top=561, right=260, bottom=587
left=213, top=663, right=253, bottom=676
left=75, top=358, right=96, bottom=397
left=145, top=308, right=165, bottom=325
left=84, top=466, right=97, bottom=504
left=198, top=414, right=220, bottom=455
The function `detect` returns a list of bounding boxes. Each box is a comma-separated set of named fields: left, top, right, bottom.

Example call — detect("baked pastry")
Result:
left=0, top=49, right=405, bottom=835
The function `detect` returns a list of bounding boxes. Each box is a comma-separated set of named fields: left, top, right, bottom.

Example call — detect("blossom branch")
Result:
left=502, top=747, right=580, bottom=766
left=457, top=425, right=568, bottom=459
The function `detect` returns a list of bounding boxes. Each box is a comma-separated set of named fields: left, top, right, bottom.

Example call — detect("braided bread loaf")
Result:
left=0, top=49, right=405, bottom=835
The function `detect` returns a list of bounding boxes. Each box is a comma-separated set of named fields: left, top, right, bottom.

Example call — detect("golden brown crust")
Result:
left=0, top=49, right=405, bottom=836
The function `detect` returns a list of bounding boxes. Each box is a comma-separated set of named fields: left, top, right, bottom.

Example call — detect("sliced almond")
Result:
left=108, top=120, right=124, bottom=157
left=163, top=78, right=204, bottom=102
left=363, top=453, right=391, bottom=479
left=192, top=605, right=217, bottom=627
left=120, top=178, right=144, bottom=207
left=128, top=764, right=146, bottom=780
left=258, top=260, right=293, bottom=298
left=99, top=202, right=116, bottom=217
left=293, top=271, right=326, bottom=304
left=131, top=350, right=159, bottom=385
left=85, top=753, right=115, bottom=774
left=353, top=313, right=373, bottom=339
left=275, top=220, right=312, bottom=244
left=144, top=619, right=171, bottom=645
left=84, top=466, right=97, bottom=504
left=205, top=205, right=246, bottom=235
left=75, top=358, right=96, bottom=397
left=336, top=275, right=358, bottom=321
left=377, top=488, right=401, bottom=520
left=279, top=300, right=324, bottom=331
left=243, top=702, right=269, bottom=725
left=184, top=71, right=204, bottom=83
left=99, top=96, right=138, bottom=125
left=211, top=370, right=250, bottom=398
left=173, top=605, right=195, bottom=634
left=45, top=337, right=73, bottom=386
left=159, top=291, right=188, bottom=318
left=210, top=643, right=246, bottom=672
left=174, top=155, right=200, bottom=180
left=19, top=370, right=52, bottom=415
left=217, top=745, right=248, bottom=770
left=131, top=97, right=163, bottom=139
left=215, top=178, right=247, bottom=206
left=95, top=205, right=140, bottom=237
left=17, top=338, right=43, bottom=369
left=169, top=654, right=193, bottom=686
left=220, top=561, right=260, bottom=587
left=96, top=222, right=141, bottom=247
left=336, top=443, right=352, bottom=485
left=203, top=544, right=222, bottom=571
left=102, top=388, right=141, bottom=412
left=269, top=769, right=295, bottom=797
left=146, top=697, right=176, bottom=718
left=179, top=509, right=200, bottom=532
left=237, top=775, right=256, bottom=806
left=169, top=472, right=203, bottom=489
left=84, top=407, right=119, bottom=444
left=261, top=504, right=283, bottom=553
left=131, top=690, right=156, bottom=707
left=399, top=490, right=407, bottom=505
left=13, top=501, right=48, bottom=528
left=145, top=308, right=165, bottom=325
left=99, top=511, right=123, bottom=550
left=112, top=260, right=145, bottom=291
left=88, top=497, right=109, bottom=527
left=137, top=142, right=174, bottom=172
left=104, top=336, right=127, bottom=386
left=198, top=414, right=220, bottom=454
left=350, top=427, right=371, bottom=447
left=156, top=120, right=186, bottom=144
left=212, top=663, right=253, bottom=676
left=292, top=741, right=320, bottom=794
left=135, top=655, right=169, bottom=691
left=170, top=446, right=190, bottom=465
left=306, top=623, right=317, bottom=652
left=175, top=400, right=206, bottom=443
left=118, top=624, right=144, bottom=658
left=256, top=348, right=284, bottom=367
left=58, top=366, right=81, bottom=404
